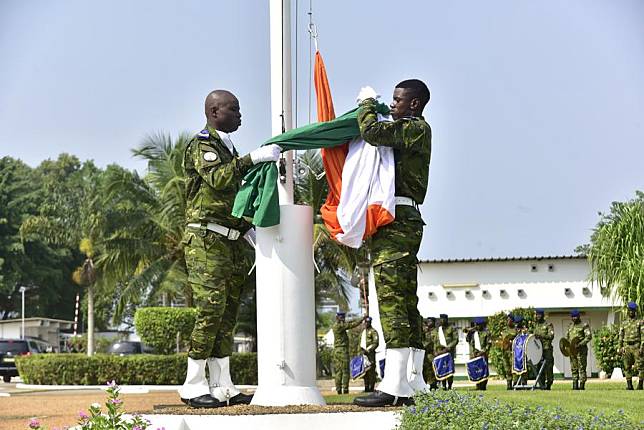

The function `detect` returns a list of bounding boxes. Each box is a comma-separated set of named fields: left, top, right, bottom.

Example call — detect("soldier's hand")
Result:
left=250, top=144, right=282, bottom=164
left=356, top=86, right=380, bottom=104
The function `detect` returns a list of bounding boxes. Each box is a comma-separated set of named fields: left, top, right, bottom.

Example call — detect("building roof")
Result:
left=419, top=255, right=586, bottom=264
left=0, top=317, right=74, bottom=325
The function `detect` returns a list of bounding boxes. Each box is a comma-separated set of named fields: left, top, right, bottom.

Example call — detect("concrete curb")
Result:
left=15, top=384, right=257, bottom=393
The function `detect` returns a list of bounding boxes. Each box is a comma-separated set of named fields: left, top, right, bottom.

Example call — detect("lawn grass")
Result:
left=324, top=382, right=644, bottom=425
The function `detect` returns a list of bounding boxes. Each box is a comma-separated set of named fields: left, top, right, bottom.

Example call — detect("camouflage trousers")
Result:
left=623, top=344, right=643, bottom=379
left=369, top=208, right=424, bottom=349
left=570, top=346, right=588, bottom=382
left=537, top=348, right=554, bottom=387
left=184, top=227, right=253, bottom=360
left=423, top=353, right=437, bottom=384
left=333, top=348, right=350, bottom=392
left=363, top=351, right=377, bottom=391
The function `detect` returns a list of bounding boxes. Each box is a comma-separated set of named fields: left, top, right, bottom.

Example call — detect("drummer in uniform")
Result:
left=511, top=315, right=528, bottom=386
left=498, top=313, right=517, bottom=390
left=532, top=308, right=555, bottom=390
left=466, top=317, right=490, bottom=390
left=422, top=317, right=439, bottom=390
left=435, top=313, right=458, bottom=390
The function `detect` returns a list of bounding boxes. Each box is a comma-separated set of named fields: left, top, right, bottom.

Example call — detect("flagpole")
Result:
left=252, top=0, right=324, bottom=406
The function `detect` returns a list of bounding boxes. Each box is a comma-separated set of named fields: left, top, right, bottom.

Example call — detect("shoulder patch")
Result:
left=203, top=151, right=218, bottom=162
left=197, top=129, right=210, bottom=140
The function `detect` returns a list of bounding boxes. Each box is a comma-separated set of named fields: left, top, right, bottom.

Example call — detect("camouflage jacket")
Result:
left=183, top=125, right=253, bottom=230
left=357, top=98, right=432, bottom=208
left=333, top=318, right=363, bottom=349
left=360, top=327, right=379, bottom=354
left=498, top=326, right=518, bottom=352
left=566, top=321, right=592, bottom=349
left=423, top=327, right=437, bottom=356
left=533, top=321, right=555, bottom=350
left=434, top=324, right=458, bottom=354
left=619, top=318, right=643, bottom=348
left=467, top=329, right=491, bottom=357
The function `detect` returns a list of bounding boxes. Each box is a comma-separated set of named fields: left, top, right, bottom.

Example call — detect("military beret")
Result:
left=365, top=316, right=373, bottom=322
left=535, top=308, right=545, bottom=315
left=570, top=309, right=580, bottom=317
left=506, top=313, right=514, bottom=319
left=473, top=317, right=485, bottom=325
left=627, top=302, right=637, bottom=310
left=197, top=129, right=210, bottom=140
left=513, top=315, right=523, bottom=323
left=439, top=313, right=448, bottom=319
left=336, top=311, right=346, bottom=317
left=426, top=316, right=436, bottom=321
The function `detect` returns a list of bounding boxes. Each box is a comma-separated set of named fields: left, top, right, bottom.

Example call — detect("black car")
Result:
left=0, top=338, right=54, bottom=383
left=107, top=341, right=154, bottom=356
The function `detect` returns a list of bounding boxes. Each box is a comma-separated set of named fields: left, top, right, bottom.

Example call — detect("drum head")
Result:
left=525, top=336, right=543, bottom=365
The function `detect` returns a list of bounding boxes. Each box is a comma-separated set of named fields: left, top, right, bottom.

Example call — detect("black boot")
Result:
left=181, top=394, right=224, bottom=408
left=224, top=392, right=253, bottom=405
left=626, top=379, right=634, bottom=390
left=637, top=379, right=643, bottom=390
left=480, top=380, right=487, bottom=391
left=430, top=382, right=438, bottom=390
left=579, top=381, right=585, bottom=390
left=447, top=377, right=453, bottom=390
left=353, top=390, right=414, bottom=407
left=442, top=380, right=448, bottom=390
left=506, top=380, right=512, bottom=390
left=572, top=380, right=578, bottom=390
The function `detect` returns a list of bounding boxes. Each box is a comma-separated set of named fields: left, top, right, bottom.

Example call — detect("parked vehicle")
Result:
left=107, top=340, right=154, bottom=356
left=0, top=338, right=54, bottom=383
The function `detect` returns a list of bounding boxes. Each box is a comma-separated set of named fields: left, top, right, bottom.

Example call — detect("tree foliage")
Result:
left=587, top=191, right=644, bottom=308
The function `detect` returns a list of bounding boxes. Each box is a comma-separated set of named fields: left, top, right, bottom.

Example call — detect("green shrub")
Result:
left=65, top=335, right=114, bottom=353
left=16, top=352, right=257, bottom=385
left=592, top=324, right=620, bottom=375
left=317, top=344, right=333, bottom=378
left=487, top=307, right=535, bottom=379
left=398, top=390, right=637, bottom=430
left=134, top=307, right=197, bottom=354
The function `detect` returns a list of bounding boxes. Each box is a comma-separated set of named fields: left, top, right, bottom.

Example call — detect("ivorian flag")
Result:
left=232, top=51, right=395, bottom=248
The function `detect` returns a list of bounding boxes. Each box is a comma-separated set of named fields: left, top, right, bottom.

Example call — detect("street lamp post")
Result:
left=19, top=286, right=26, bottom=339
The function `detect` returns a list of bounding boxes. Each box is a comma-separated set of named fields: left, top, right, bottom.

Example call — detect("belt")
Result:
left=394, top=196, right=418, bottom=207
left=187, top=222, right=241, bottom=240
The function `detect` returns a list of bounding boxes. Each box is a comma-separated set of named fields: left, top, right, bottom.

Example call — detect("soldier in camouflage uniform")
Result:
left=498, top=314, right=517, bottom=390
left=178, top=90, right=281, bottom=408
left=565, top=309, right=592, bottom=390
left=360, top=317, right=380, bottom=392
left=333, top=312, right=365, bottom=394
left=352, top=80, right=432, bottom=408
left=435, top=313, right=459, bottom=390
left=466, top=317, right=491, bottom=390
left=619, top=302, right=643, bottom=390
left=533, top=308, right=555, bottom=390
left=422, top=317, right=438, bottom=390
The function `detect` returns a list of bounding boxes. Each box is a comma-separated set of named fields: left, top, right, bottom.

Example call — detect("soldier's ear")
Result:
left=410, top=97, right=421, bottom=111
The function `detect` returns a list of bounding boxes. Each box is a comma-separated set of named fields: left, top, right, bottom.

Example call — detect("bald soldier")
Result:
left=178, top=90, right=281, bottom=408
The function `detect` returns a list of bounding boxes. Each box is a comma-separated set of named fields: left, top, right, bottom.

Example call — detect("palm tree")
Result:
left=96, top=132, right=190, bottom=322
left=294, top=149, right=361, bottom=310
left=587, top=191, right=644, bottom=308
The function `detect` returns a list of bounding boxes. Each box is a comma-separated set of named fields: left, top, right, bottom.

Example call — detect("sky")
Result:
left=1, top=0, right=643, bottom=261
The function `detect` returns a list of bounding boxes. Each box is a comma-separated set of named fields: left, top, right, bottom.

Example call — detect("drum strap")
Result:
left=474, top=331, right=482, bottom=351
left=360, top=329, right=367, bottom=350
left=438, top=326, right=447, bottom=347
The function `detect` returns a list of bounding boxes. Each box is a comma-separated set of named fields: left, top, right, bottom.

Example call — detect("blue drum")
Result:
left=512, top=333, right=531, bottom=375
left=350, top=355, right=366, bottom=379
left=432, top=352, right=455, bottom=381
left=466, top=355, right=489, bottom=383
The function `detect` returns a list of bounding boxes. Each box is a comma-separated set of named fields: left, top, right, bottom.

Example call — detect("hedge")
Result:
left=16, top=352, right=257, bottom=385
left=134, top=307, right=197, bottom=355
left=592, top=324, right=621, bottom=375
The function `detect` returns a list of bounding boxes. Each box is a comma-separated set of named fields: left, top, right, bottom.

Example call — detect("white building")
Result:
left=0, top=317, right=73, bottom=352
left=417, top=255, right=620, bottom=378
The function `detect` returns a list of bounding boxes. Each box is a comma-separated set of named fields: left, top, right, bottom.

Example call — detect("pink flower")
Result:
left=78, top=410, right=89, bottom=420
left=28, top=418, right=40, bottom=429
left=107, top=380, right=117, bottom=388
left=109, top=398, right=123, bottom=404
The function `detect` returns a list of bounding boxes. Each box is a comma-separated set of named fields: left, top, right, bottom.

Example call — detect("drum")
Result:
left=466, top=355, right=489, bottom=383
left=350, top=355, right=366, bottom=379
left=525, top=336, right=543, bottom=365
left=432, top=352, right=455, bottom=381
